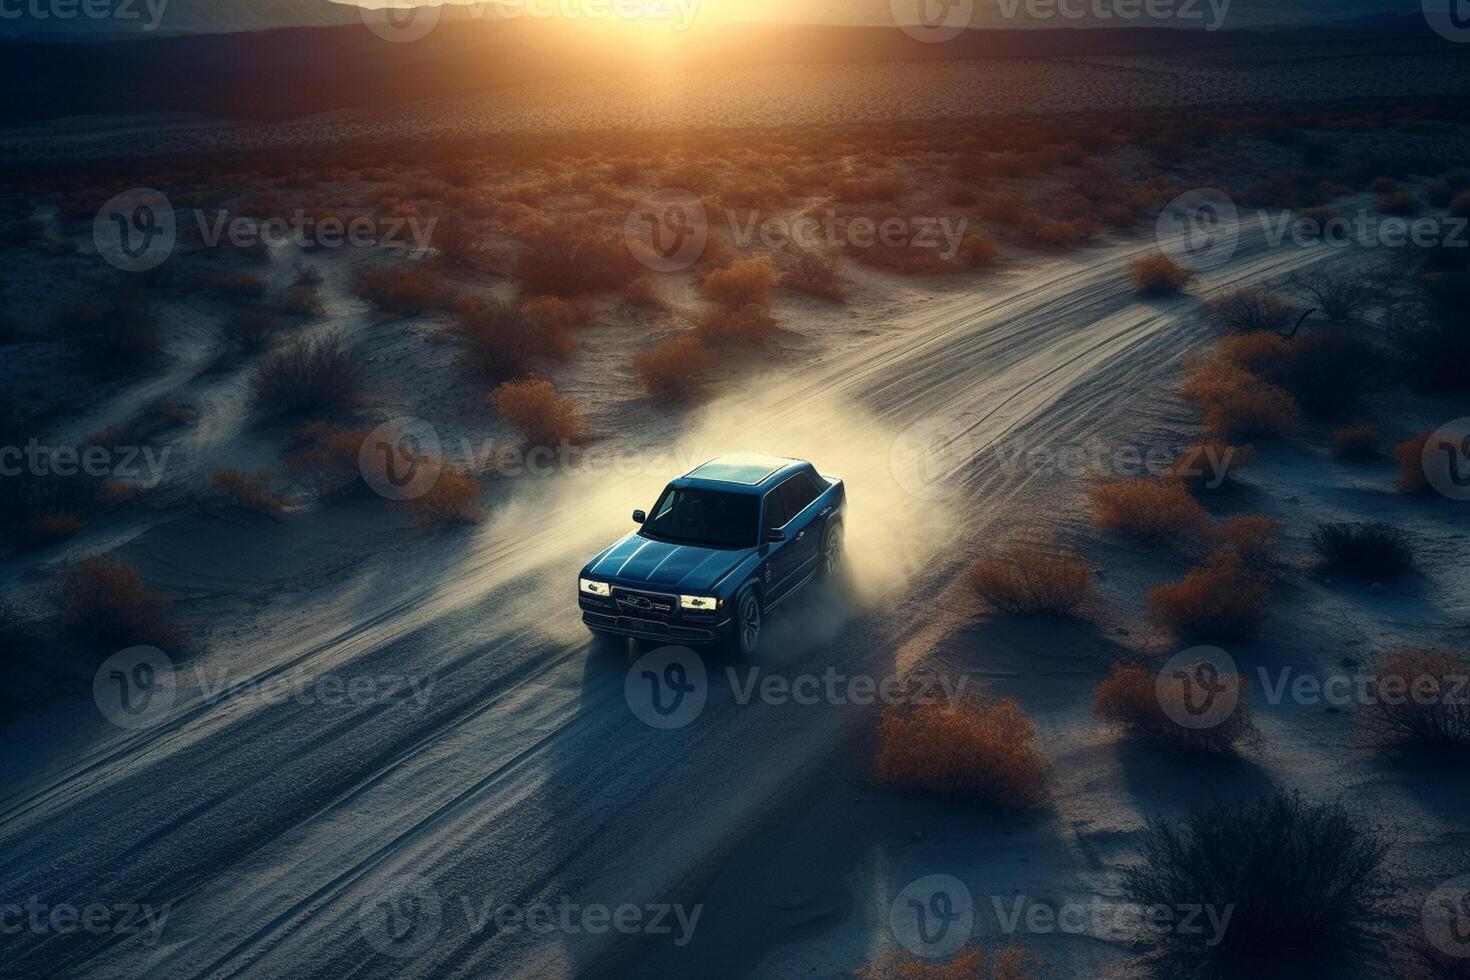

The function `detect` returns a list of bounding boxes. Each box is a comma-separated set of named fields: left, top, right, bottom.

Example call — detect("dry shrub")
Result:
left=958, top=231, right=1002, bottom=267
left=1362, top=649, right=1470, bottom=748
left=59, top=555, right=180, bottom=648
left=634, top=336, right=714, bottom=401
left=1219, top=330, right=1292, bottom=374
left=1150, top=554, right=1272, bottom=639
left=451, top=296, right=575, bottom=381
left=1020, top=214, right=1092, bottom=249
left=780, top=249, right=847, bottom=301
left=968, top=547, right=1091, bottom=616
left=353, top=268, right=452, bottom=316
left=1164, top=441, right=1256, bottom=490
left=515, top=225, right=641, bottom=297
left=286, top=421, right=368, bottom=494
left=873, top=697, right=1047, bottom=811
left=522, top=296, right=592, bottom=330
left=694, top=304, right=777, bottom=345
left=1210, top=514, right=1282, bottom=569
left=1088, top=478, right=1207, bottom=539
left=1131, top=252, right=1193, bottom=294
left=1124, top=793, right=1390, bottom=959
left=398, top=464, right=483, bottom=525
left=228, top=311, right=283, bottom=355
left=490, top=377, right=583, bottom=446
left=1332, top=423, right=1379, bottom=461
left=209, top=468, right=287, bottom=516
left=1394, top=432, right=1430, bottom=493
left=250, top=332, right=362, bottom=418
left=832, top=176, right=903, bottom=202
left=701, top=257, right=777, bottom=309
left=1312, top=521, right=1414, bottom=576
left=1181, top=358, right=1299, bottom=437
left=622, top=275, right=662, bottom=308
left=1285, top=269, right=1375, bottom=322
left=1377, top=191, right=1419, bottom=216
left=282, top=285, right=324, bottom=318
left=1206, top=288, right=1298, bottom=333
left=1094, top=662, right=1256, bottom=753
left=857, top=946, right=1038, bottom=980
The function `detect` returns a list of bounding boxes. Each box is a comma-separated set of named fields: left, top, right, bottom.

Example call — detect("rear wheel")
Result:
left=818, top=523, right=844, bottom=581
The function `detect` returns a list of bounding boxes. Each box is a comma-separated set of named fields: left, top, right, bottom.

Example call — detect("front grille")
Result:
left=612, top=587, right=677, bottom=621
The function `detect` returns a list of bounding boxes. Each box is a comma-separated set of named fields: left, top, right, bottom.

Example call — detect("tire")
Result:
left=818, top=522, right=844, bottom=582
left=726, top=587, right=763, bottom=658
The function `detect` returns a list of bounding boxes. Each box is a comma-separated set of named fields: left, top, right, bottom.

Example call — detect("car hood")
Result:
left=587, top=534, right=753, bottom=592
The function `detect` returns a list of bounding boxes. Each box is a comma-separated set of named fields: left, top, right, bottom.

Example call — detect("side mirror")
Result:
left=632, top=510, right=647, bottom=524
left=766, top=528, right=786, bottom=543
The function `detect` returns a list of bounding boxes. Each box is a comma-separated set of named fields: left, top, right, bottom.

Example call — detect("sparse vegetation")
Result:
left=1362, top=649, right=1470, bottom=748
left=1181, top=357, right=1300, bottom=437
left=1088, top=478, right=1207, bottom=539
left=353, top=268, right=453, bottom=316
left=856, top=946, right=1038, bottom=980
left=1286, top=269, right=1375, bottom=322
left=59, top=555, right=180, bottom=648
left=1210, top=514, right=1282, bottom=569
left=968, top=546, right=1091, bottom=616
left=780, top=249, right=847, bottom=301
left=1206, top=288, right=1298, bottom=333
left=1150, top=554, right=1272, bottom=639
left=490, top=377, right=583, bottom=446
left=250, top=332, right=362, bottom=418
left=451, top=296, right=575, bottom=381
left=1312, top=521, right=1414, bottom=576
left=1123, top=793, right=1390, bottom=959
left=1094, top=661, right=1256, bottom=753
left=694, top=303, right=777, bottom=346
left=701, top=256, right=777, bottom=309
left=634, top=336, right=714, bottom=401
left=286, top=421, right=369, bottom=495
left=515, top=225, right=641, bottom=297
left=1131, top=252, right=1193, bottom=294
left=209, top=468, right=288, bottom=516
left=874, top=696, right=1047, bottom=811
left=397, top=464, right=483, bottom=525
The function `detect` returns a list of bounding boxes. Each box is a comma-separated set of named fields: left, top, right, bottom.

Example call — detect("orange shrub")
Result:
left=1394, top=432, right=1430, bottom=493
left=398, top=464, right=483, bottom=525
left=1131, top=252, right=1193, bottom=293
left=1210, top=514, right=1282, bottom=569
left=522, top=296, right=592, bottom=330
left=780, top=249, right=847, bottom=301
left=968, top=547, right=1091, bottom=615
left=694, top=304, right=777, bottom=345
left=1150, top=554, right=1271, bottom=639
left=701, top=257, right=777, bottom=309
left=515, top=225, right=641, bottom=297
left=1181, top=358, right=1299, bottom=437
left=353, top=268, right=452, bottom=316
left=286, top=422, right=368, bottom=495
left=622, top=276, right=662, bottom=308
left=59, top=555, right=180, bottom=648
left=874, top=697, right=1047, bottom=810
left=958, top=231, right=1002, bottom=267
left=209, top=468, right=288, bottom=516
left=1362, top=649, right=1469, bottom=747
left=857, top=946, right=1038, bottom=980
left=490, top=377, right=583, bottom=446
left=1088, top=478, right=1207, bottom=539
left=451, top=296, right=576, bottom=381
left=1219, top=331, right=1293, bottom=375
left=1332, top=423, right=1379, bottom=460
left=1094, top=662, right=1256, bottom=753
left=633, top=336, right=714, bottom=401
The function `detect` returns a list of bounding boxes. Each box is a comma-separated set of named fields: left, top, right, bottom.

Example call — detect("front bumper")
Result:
left=579, top=595, right=732, bottom=645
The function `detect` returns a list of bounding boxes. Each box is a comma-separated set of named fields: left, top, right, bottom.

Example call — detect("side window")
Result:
left=780, top=474, right=821, bottom=518
left=763, top=487, right=791, bottom=533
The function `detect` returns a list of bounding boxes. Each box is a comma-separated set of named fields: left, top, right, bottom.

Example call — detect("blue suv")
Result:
left=578, top=455, right=846, bottom=656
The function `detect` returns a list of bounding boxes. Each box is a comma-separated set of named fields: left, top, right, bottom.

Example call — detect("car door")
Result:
left=777, top=473, right=824, bottom=585
left=760, top=482, right=799, bottom=600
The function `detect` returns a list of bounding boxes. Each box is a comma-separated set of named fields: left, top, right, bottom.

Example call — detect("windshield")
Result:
left=641, top=486, right=760, bottom=550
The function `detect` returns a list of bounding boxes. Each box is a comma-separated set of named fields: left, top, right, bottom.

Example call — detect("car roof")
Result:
left=681, top=454, right=807, bottom=491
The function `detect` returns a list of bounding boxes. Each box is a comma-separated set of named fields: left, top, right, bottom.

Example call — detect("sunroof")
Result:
left=688, top=455, right=790, bottom=486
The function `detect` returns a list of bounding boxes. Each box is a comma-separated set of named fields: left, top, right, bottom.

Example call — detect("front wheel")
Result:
left=818, top=523, right=844, bottom=581
left=727, top=588, right=763, bottom=657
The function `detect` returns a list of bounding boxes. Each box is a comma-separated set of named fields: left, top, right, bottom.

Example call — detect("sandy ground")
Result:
left=3, top=168, right=1467, bottom=980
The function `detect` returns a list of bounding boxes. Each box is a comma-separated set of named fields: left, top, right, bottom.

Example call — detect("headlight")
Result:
left=680, top=595, right=719, bottom=611
left=580, top=578, right=611, bottom=597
